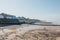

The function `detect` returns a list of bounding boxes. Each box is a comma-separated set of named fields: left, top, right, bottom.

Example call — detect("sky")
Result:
left=0, top=0, right=60, bottom=24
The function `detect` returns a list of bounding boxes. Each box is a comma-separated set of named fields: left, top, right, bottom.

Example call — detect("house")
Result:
left=17, top=17, right=41, bottom=24
left=0, top=13, right=17, bottom=19
left=0, top=13, right=20, bottom=26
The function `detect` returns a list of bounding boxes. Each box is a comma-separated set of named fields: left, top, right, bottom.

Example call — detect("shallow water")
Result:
left=19, top=25, right=60, bottom=31
left=0, top=24, right=60, bottom=31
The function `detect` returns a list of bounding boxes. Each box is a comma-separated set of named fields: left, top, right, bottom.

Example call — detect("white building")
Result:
left=0, top=14, right=4, bottom=18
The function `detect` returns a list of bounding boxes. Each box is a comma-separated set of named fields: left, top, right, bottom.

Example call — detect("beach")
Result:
left=0, top=24, right=60, bottom=40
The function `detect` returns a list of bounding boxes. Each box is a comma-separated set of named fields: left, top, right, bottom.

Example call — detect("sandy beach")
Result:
left=0, top=24, right=60, bottom=40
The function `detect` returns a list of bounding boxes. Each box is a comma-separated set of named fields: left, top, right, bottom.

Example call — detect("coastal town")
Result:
left=0, top=13, right=59, bottom=27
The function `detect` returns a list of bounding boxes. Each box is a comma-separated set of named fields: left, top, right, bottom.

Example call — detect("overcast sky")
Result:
left=0, top=0, right=60, bottom=24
